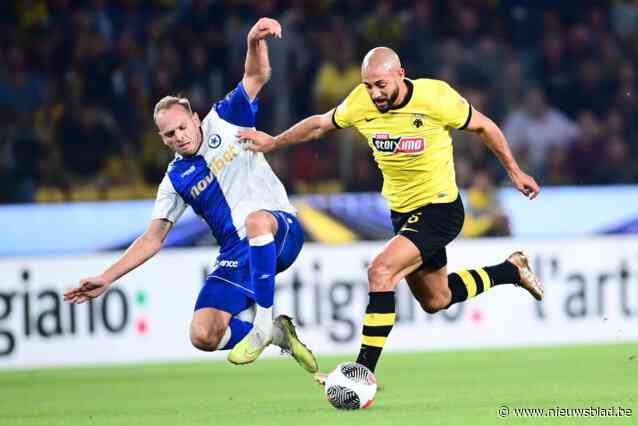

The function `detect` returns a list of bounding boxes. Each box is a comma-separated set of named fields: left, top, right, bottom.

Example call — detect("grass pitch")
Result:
left=2, top=343, right=636, bottom=426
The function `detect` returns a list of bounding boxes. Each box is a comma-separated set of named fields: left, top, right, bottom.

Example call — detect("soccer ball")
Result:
left=325, top=362, right=377, bottom=410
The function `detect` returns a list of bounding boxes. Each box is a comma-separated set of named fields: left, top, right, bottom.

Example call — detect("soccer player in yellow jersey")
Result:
left=238, top=47, right=543, bottom=380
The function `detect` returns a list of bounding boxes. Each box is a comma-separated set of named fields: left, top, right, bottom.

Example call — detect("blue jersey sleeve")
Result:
left=213, top=82, right=258, bottom=127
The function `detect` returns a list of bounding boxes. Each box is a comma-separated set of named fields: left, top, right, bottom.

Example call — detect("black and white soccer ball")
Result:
left=325, top=362, right=377, bottom=410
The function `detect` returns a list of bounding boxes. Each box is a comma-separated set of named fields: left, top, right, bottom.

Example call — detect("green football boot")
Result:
left=272, top=315, right=319, bottom=373
left=227, top=325, right=272, bottom=365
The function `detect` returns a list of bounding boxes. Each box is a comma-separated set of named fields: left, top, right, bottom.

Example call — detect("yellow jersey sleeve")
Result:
left=332, top=84, right=365, bottom=129
left=433, top=81, right=472, bottom=129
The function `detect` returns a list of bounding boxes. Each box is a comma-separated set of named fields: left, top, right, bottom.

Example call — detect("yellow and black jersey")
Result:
left=332, top=78, right=471, bottom=213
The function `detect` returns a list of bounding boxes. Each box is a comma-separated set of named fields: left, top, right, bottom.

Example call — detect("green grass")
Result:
left=2, top=343, right=637, bottom=426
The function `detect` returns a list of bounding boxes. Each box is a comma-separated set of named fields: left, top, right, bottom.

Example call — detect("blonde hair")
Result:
left=153, top=95, right=192, bottom=123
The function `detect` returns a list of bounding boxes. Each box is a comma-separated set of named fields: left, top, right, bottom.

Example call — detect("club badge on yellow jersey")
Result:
left=412, top=113, right=425, bottom=128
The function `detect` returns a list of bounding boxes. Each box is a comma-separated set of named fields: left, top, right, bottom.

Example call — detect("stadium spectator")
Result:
left=398, top=0, right=436, bottom=77
left=359, top=0, right=404, bottom=51
left=278, top=1, right=317, bottom=123
left=611, top=0, right=638, bottom=40
left=502, top=87, right=579, bottom=176
left=539, top=145, right=574, bottom=186
left=0, top=47, right=44, bottom=115
left=566, top=59, right=612, bottom=119
left=569, top=111, right=605, bottom=185
left=594, top=136, right=638, bottom=184
left=536, top=34, right=572, bottom=114
left=462, top=170, right=511, bottom=238
left=0, top=115, right=42, bottom=203
left=55, top=103, right=120, bottom=183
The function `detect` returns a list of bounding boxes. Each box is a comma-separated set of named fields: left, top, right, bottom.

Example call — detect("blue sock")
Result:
left=220, top=317, right=253, bottom=350
left=249, top=234, right=276, bottom=308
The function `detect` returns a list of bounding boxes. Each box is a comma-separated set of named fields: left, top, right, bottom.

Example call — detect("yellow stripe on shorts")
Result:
left=362, top=335, right=387, bottom=348
left=363, top=313, right=396, bottom=327
left=458, top=270, right=478, bottom=298
left=477, top=268, right=491, bottom=291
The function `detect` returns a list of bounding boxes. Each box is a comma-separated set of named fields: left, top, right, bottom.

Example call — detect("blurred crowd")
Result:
left=1, top=0, right=638, bottom=204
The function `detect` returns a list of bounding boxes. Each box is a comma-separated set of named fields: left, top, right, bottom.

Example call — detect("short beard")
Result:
left=375, top=86, right=400, bottom=112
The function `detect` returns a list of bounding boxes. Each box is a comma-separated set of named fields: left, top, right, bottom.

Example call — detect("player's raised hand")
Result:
left=509, top=170, right=540, bottom=200
left=63, top=275, right=111, bottom=304
left=237, top=129, right=278, bottom=153
left=247, top=17, right=282, bottom=43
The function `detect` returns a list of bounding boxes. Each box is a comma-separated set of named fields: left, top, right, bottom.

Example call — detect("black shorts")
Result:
left=391, top=196, right=465, bottom=271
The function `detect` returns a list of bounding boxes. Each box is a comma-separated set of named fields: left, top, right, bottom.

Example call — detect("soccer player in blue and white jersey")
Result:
left=63, top=18, right=318, bottom=373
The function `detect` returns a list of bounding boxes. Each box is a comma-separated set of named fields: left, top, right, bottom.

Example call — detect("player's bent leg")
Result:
left=190, top=308, right=232, bottom=351
left=228, top=211, right=280, bottom=365
left=410, top=252, right=543, bottom=310
left=266, top=211, right=317, bottom=372
left=356, top=235, right=422, bottom=373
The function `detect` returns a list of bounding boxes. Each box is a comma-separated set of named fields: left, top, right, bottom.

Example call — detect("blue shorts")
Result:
left=194, top=210, right=303, bottom=315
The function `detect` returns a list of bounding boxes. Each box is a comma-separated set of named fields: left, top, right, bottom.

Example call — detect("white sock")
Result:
left=253, top=304, right=273, bottom=336
left=215, top=327, right=231, bottom=350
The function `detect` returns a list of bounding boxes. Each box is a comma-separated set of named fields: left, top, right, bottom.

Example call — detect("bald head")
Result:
left=361, top=47, right=405, bottom=112
left=361, top=47, right=402, bottom=76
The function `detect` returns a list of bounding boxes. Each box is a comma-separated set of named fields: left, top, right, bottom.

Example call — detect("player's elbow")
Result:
left=313, top=122, right=329, bottom=139
left=262, top=66, right=272, bottom=82
left=484, top=118, right=502, bottom=136
left=477, top=116, right=501, bottom=136
left=316, top=111, right=336, bottom=137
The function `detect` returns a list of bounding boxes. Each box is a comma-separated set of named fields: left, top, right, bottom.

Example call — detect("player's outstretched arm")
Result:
left=63, top=219, right=173, bottom=304
left=238, top=109, right=337, bottom=153
left=465, top=107, right=540, bottom=199
left=242, top=17, right=281, bottom=101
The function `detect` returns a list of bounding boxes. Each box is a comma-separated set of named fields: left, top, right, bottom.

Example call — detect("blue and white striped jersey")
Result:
left=151, top=82, right=295, bottom=257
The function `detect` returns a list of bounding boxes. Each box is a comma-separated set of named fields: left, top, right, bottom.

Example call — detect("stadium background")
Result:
left=1, top=1, right=637, bottom=425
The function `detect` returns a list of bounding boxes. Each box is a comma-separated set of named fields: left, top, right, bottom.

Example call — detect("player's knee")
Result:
left=420, top=300, right=444, bottom=314
left=190, top=323, right=226, bottom=352
left=419, top=291, right=452, bottom=314
left=245, top=211, right=274, bottom=237
left=368, top=257, right=395, bottom=291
